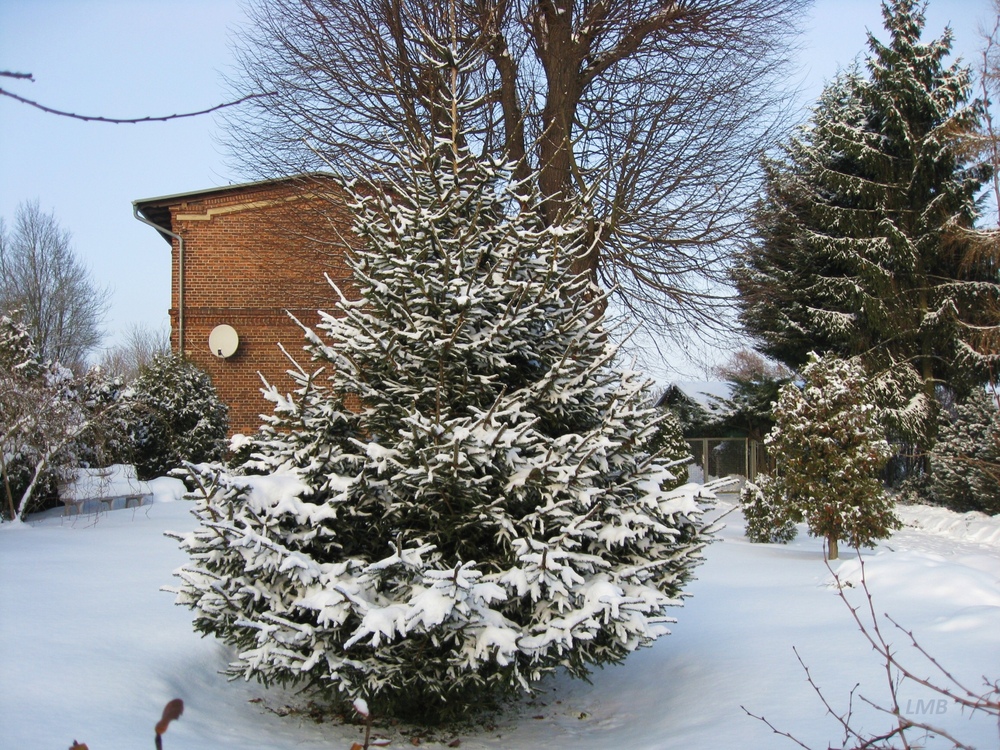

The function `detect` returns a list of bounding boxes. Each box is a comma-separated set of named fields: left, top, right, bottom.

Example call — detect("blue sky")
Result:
left=0, top=0, right=995, bottom=378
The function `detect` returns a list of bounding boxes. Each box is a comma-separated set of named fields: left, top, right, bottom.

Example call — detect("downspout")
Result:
left=132, top=204, right=185, bottom=357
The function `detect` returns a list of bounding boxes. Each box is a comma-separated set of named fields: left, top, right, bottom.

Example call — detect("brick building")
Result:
left=133, top=175, right=357, bottom=435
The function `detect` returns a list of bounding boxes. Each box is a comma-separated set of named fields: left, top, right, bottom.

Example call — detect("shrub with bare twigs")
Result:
left=743, top=554, right=999, bottom=749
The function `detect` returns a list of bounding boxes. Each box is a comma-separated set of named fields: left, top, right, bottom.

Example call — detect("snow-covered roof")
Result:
left=668, top=381, right=733, bottom=413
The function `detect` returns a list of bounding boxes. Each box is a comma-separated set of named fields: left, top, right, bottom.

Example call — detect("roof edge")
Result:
left=132, top=171, right=337, bottom=210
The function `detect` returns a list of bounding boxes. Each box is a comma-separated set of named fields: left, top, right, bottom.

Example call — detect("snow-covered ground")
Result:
left=1, top=487, right=998, bottom=750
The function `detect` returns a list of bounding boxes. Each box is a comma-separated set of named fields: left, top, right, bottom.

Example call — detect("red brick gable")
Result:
left=135, top=176, right=358, bottom=435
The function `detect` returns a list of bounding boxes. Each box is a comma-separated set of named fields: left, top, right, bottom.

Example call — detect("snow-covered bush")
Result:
left=2, top=312, right=56, bottom=519
left=740, top=475, right=796, bottom=543
left=925, top=389, right=1000, bottom=515
left=168, top=59, right=710, bottom=723
left=750, top=354, right=899, bottom=559
left=122, top=354, right=228, bottom=481
left=1, top=312, right=117, bottom=521
left=74, top=366, right=132, bottom=467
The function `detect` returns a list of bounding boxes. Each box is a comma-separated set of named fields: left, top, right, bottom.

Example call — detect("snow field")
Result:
left=1, top=490, right=997, bottom=750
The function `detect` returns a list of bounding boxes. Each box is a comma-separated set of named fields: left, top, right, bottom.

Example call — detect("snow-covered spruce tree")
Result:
left=122, top=354, right=228, bottom=480
left=758, top=354, right=899, bottom=560
left=925, top=389, right=1000, bottom=515
left=169, top=42, right=708, bottom=724
left=734, top=0, right=999, bottom=454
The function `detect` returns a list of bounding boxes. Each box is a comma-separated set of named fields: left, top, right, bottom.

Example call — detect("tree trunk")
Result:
left=1, top=453, right=16, bottom=521
left=530, top=0, right=594, bottom=280
left=920, top=350, right=936, bottom=474
left=826, top=535, right=839, bottom=561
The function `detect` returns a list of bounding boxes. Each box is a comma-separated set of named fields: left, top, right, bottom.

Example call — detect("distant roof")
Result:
left=664, top=381, right=733, bottom=413
left=132, top=172, right=336, bottom=243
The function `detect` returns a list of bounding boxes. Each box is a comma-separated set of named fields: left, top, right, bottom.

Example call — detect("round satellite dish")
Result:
left=209, top=324, right=239, bottom=358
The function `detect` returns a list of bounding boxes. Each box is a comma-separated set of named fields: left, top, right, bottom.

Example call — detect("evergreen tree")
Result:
left=751, top=354, right=899, bottom=560
left=739, top=474, right=797, bottom=544
left=734, top=0, right=999, bottom=450
left=925, top=389, right=1000, bottom=514
left=122, top=354, right=228, bottom=480
left=735, top=72, right=869, bottom=370
left=657, top=384, right=713, bottom=438
left=169, top=41, right=709, bottom=724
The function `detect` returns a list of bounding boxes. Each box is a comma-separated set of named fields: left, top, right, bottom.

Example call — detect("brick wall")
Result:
left=162, top=179, right=358, bottom=435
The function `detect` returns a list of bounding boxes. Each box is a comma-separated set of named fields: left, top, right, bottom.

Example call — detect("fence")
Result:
left=685, top=437, right=764, bottom=488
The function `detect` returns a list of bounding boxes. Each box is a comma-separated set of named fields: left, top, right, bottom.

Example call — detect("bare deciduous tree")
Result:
left=949, top=1, right=1000, bottom=361
left=0, top=313, right=118, bottom=523
left=223, top=0, right=805, bottom=337
left=0, top=200, right=109, bottom=372
left=965, top=1, right=1000, bottom=226
left=710, top=348, right=791, bottom=383
left=98, top=322, right=170, bottom=381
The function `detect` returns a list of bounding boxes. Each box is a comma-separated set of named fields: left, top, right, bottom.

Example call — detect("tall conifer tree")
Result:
left=735, top=0, right=1000, bottom=448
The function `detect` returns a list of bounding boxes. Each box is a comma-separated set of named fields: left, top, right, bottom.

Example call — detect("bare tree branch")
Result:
left=739, top=706, right=812, bottom=750
left=0, top=84, right=275, bottom=124
left=222, top=0, right=806, bottom=340
left=743, top=552, right=999, bottom=750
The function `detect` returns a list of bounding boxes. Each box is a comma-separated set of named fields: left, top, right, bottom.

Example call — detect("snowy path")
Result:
left=1, top=494, right=998, bottom=749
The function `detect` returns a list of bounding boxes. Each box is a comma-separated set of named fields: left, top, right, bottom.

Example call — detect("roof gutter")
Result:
left=132, top=203, right=185, bottom=357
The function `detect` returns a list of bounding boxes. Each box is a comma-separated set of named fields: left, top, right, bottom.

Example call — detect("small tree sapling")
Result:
left=746, top=354, right=899, bottom=559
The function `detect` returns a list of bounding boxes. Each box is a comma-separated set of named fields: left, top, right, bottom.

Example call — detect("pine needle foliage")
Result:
left=169, top=40, right=708, bottom=725
left=925, top=388, right=1000, bottom=514
left=735, top=0, right=1000, bottom=449
left=122, top=354, right=228, bottom=481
